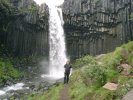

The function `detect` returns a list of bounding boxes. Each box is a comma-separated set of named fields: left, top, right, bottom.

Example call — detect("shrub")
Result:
left=73, top=55, right=97, bottom=68
left=0, top=57, right=20, bottom=85
left=105, top=69, right=119, bottom=82
left=84, top=65, right=106, bottom=87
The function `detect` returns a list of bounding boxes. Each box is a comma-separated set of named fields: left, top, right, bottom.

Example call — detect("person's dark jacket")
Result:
left=64, top=64, right=72, bottom=74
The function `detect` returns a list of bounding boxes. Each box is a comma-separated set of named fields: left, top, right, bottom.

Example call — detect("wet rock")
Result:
left=0, top=92, right=8, bottom=100
left=9, top=87, right=30, bottom=99
left=44, top=87, right=49, bottom=91
left=24, top=80, right=51, bottom=94
left=11, top=92, right=20, bottom=99
left=5, top=81, right=13, bottom=86
left=29, top=84, right=36, bottom=90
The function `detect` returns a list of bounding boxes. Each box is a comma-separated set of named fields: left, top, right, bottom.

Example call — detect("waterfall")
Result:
left=45, top=0, right=67, bottom=78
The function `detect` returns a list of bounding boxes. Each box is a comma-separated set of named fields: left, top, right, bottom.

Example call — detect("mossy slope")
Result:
left=27, top=41, right=133, bottom=100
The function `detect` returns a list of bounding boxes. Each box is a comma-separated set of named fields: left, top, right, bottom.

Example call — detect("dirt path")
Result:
left=59, top=84, right=70, bottom=100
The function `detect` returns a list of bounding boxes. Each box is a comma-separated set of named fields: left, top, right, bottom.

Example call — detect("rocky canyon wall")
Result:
left=0, top=0, right=133, bottom=59
left=63, top=0, right=133, bottom=59
left=0, top=0, right=49, bottom=56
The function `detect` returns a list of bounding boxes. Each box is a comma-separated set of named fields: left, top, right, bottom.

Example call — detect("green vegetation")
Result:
left=0, top=45, right=21, bottom=86
left=73, top=55, right=97, bottom=68
left=28, top=4, right=38, bottom=13
left=0, top=57, right=20, bottom=86
left=0, top=44, right=46, bottom=86
left=20, top=3, right=38, bottom=14
left=27, top=41, right=133, bottom=100
left=0, top=0, right=17, bottom=32
left=131, top=12, right=133, bottom=20
left=69, top=41, right=133, bottom=100
left=26, top=84, right=63, bottom=100
left=0, top=0, right=38, bottom=33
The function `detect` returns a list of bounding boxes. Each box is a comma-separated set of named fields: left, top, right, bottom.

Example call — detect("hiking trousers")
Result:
left=64, top=73, right=70, bottom=84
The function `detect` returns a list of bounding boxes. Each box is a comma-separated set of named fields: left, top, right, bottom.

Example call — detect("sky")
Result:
left=33, top=0, right=44, bottom=5
left=33, top=0, right=64, bottom=6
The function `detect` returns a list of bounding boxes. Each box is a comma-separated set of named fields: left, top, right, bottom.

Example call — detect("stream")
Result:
left=0, top=74, right=63, bottom=99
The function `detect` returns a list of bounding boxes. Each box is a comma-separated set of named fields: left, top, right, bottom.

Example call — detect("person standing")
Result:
left=64, top=60, right=72, bottom=84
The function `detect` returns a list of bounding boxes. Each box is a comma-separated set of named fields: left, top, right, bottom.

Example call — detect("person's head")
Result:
left=66, top=60, right=70, bottom=64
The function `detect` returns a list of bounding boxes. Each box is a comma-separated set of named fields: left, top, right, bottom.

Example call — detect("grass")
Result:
left=68, top=41, right=133, bottom=100
left=0, top=45, right=21, bottom=86
left=23, top=41, right=133, bottom=100
left=73, top=55, right=97, bottom=68
left=26, top=84, right=63, bottom=100
left=0, top=57, right=21, bottom=86
left=0, top=44, right=47, bottom=86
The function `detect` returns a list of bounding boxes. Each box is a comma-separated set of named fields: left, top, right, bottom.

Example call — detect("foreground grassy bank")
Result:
left=69, top=41, right=133, bottom=100
left=27, top=84, right=63, bottom=100
left=25, top=41, right=133, bottom=100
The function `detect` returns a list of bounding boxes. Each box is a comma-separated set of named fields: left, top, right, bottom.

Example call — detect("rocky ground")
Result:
left=0, top=63, right=58, bottom=100
left=122, top=89, right=133, bottom=100
left=0, top=75, right=59, bottom=99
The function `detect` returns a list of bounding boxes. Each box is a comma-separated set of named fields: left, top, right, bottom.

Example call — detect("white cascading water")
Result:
left=44, top=0, right=67, bottom=78
left=0, top=0, right=67, bottom=98
left=0, top=83, right=29, bottom=97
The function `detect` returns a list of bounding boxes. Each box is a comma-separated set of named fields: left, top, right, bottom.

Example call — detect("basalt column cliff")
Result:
left=0, top=0, right=133, bottom=59
left=63, top=0, right=133, bottom=59
left=0, top=0, right=49, bottom=56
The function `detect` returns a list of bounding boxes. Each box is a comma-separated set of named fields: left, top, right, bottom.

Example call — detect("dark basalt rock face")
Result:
left=0, top=0, right=49, bottom=56
left=63, top=0, right=133, bottom=59
left=0, top=0, right=133, bottom=59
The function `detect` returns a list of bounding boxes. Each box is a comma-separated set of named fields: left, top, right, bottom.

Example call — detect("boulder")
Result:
left=103, top=82, right=118, bottom=91
left=121, top=64, right=132, bottom=76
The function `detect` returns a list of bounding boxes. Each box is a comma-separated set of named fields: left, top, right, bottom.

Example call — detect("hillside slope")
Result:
left=26, top=41, right=133, bottom=100
left=69, top=41, right=133, bottom=100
